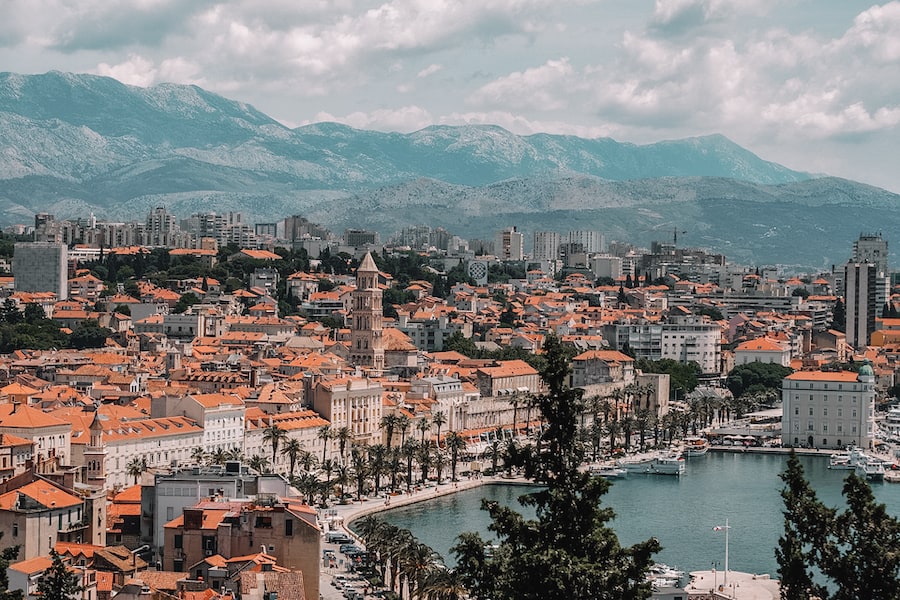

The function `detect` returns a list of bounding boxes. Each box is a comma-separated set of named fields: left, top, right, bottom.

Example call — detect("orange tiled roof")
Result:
left=0, top=479, right=82, bottom=510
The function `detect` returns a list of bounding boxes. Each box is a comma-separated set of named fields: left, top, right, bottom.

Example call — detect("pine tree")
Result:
left=775, top=452, right=830, bottom=600
left=452, top=335, right=660, bottom=600
left=34, top=550, right=83, bottom=600
left=776, top=453, right=900, bottom=599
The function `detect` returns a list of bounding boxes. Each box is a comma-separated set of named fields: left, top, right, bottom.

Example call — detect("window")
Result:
left=809, top=407, right=814, bottom=416
left=823, top=407, right=828, bottom=416
left=285, top=519, right=293, bottom=536
left=174, top=535, right=183, bottom=549
left=794, top=406, right=799, bottom=415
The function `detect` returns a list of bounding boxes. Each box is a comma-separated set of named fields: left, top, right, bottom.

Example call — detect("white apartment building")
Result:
left=310, top=376, right=383, bottom=446
left=152, top=393, right=246, bottom=453
left=781, top=365, right=876, bottom=450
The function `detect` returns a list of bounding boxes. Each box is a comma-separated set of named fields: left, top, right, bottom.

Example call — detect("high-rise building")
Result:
left=844, top=260, right=877, bottom=349
left=145, top=206, right=178, bottom=247
left=852, top=233, right=890, bottom=312
left=568, top=230, right=604, bottom=254
left=350, top=252, right=385, bottom=375
left=853, top=233, right=888, bottom=274
left=13, top=242, right=68, bottom=299
left=532, top=231, right=561, bottom=261
left=494, top=226, right=524, bottom=261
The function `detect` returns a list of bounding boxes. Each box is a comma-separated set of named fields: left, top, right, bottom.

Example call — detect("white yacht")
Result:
left=618, top=450, right=685, bottom=476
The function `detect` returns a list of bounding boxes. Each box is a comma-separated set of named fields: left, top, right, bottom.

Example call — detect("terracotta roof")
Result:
left=784, top=371, right=860, bottom=382
left=0, top=403, right=70, bottom=429
left=0, top=479, right=82, bottom=510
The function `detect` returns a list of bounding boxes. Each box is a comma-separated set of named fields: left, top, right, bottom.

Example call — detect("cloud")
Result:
left=93, top=54, right=204, bottom=87
left=468, top=58, right=576, bottom=111
left=417, top=64, right=443, bottom=78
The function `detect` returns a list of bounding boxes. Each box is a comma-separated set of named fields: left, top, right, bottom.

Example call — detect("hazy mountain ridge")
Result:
left=1, top=71, right=899, bottom=268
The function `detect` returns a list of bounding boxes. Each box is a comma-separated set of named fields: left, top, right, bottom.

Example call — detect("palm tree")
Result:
left=397, top=414, right=412, bottom=447
left=368, top=444, right=388, bottom=494
left=336, top=426, right=352, bottom=464
left=434, top=449, right=447, bottom=485
left=351, top=446, right=369, bottom=501
left=432, top=411, right=447, bottom=448
left=417, top=445, right=433, bottom=484
left=190, top=447, right=207, bottom=465
left=224, top=447, right=244, bottom=462
left=607, top=417, right=621, bottom=453
left=488, top=439, right=501, bottom=474
left=317, top=425, right=332, bottom=464
left=247, top=454, right=270, bottom=474
left=335, top=463, right=350, bottom=500
left=422, top=567, right=468, bottom=600
left=622, top=415, right=635, bottom=451
left=293, top=472, right=321, bottom=505
left=400, top=541, right=439, bottom=600
left=209, top=447, right=227, bottom=466
left=126, top=457, right=146, bottom=484
left=417, top=417, right=431, bottom=446
left=262, top=424, right=287, bottom=469
left=320, top=458, right=337, bottom=505
left=382, top=414, right=399, bottom=448
left=281, top=437, right=304, bottom=479
left=298, top=449, right=317, bottom=473
left=388, top=447, right=402, bottom=492
left=635, top=408, right=652, bottom=452
left=444, top=432, right=466, bottom=482
left=401, top=439, right=419, bottom=492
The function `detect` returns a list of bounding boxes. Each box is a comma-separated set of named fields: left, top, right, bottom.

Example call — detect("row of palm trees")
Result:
left=355, top=516, right=467, bottom=600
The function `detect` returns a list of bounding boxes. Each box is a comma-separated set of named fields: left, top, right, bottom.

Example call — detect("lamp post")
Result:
left=711, top=560, right=720, bottom=591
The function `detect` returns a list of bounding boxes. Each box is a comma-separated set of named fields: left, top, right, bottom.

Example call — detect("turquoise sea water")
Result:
left=368, top=453, right=900, bottom=576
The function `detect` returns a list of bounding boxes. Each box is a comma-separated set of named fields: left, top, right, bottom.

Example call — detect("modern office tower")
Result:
left=494, top=226, right=524, bottom=261
left=13, top=242, right=68, bottom=299
left=533, top=231, right=561, bottom=261
left=844, top=260, right=877, bottom=349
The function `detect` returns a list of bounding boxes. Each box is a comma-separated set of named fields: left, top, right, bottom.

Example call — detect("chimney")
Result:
left=10, top=400, right=19, bottom=414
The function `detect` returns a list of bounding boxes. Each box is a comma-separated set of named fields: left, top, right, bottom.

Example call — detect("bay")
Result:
left=366, top=453, right=900, bottom=576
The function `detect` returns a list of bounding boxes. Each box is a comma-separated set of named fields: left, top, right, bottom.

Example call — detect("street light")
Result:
left=711, top=560, right=720, bottom=591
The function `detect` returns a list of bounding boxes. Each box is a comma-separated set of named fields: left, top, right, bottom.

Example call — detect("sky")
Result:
left=2, top=0, right=900, bottom=192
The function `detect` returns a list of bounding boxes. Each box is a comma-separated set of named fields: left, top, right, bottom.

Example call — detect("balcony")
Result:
left=59, top=520, right=89, bottom=533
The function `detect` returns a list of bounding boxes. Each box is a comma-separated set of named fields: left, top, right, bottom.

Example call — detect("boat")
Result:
left=589, top=464, right=627, bottom=479
left=682, top=436, right=710, bottom=457
left=855, top=455, right=886, bottom=482
left=647, top=563, right=685, bottom=588
left=618, top=451, right=685, bottom=476
left=828, top=447, right=885, bottom=481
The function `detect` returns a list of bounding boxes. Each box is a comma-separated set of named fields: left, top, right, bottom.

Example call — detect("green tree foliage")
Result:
left=452, top=335, right=660, bottom=600
left=694, top=305, right=724, bottom=321
left=0, top=302, right=68, bottom=353
left=791, top=287, right=810, bottom=299
left=777, top=453, right=900, bottom=599
left=34, top=550, right=84, bottom=600
left=444, top=330, right=479, bottom=357
left=634, top=358, right=702, bottom=395
left=0, top=536, right=24, bottom=600
left=172, top=292, right=200, bottom=314
left=68, top=319, right=113, bottom=350
left=725, top=362, right=793, bottom=399
left=830, top=298, right=845, bottom=332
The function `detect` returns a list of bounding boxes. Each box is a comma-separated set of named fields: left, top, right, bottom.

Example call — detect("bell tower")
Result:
left=84, top=410, right=107, bottom=490
left=350, top=252, right=385, bottom=376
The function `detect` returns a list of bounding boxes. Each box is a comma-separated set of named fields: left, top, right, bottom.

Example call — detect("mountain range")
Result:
left=1, top=70, right=898, bottom=269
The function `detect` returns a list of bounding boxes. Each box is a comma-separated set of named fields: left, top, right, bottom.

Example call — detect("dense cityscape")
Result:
left=0, top=203, right=898, bottom=600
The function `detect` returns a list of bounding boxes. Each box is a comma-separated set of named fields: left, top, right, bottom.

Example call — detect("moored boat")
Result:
left=618, top=450, right=685, bottom=476
left=683, top=436, right=710, bottom=457
left=589, top=464, right=628, bottom=479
